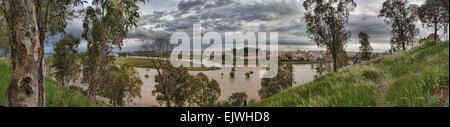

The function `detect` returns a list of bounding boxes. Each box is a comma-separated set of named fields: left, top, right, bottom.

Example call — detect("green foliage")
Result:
left=379, top=0, right=420, bottom=50
left=336, top=49, right=349, bottom=69
left=229, top=67, right=236, bottom=78
left=187, top=73, right=221, bottom=107
left=50, top=34, right=81, bottom=85
left=423, top=68, right=449, bottom=88
left=98, top=64, right=143, bottom=107
left=153, top=67, right=222, bottom=107
left=418, top=0, right=449, bottom=45
left=229, top=71, right=235, bottom=78
left=80, top=0, right=147, bottom=100
left=153, top=66, right=192, bottom=107
left=303, top=0, right=356, bottom=72
left=245, top=72, right=252, bottom=78
left=358, top=32, right=373, bottom=60
left=314, top=62, right=327, bottom=79
left=228, top=92, right=248, bottom=107
left=42, top=0, right=85, bottom=37
left=258, top=63, right=293, bottom=99
left=419, top=33, right=441, bottom=45
left=90, top=0, right=148, bottom=46
left=0, top=61, right=107, bottom=107
left=81, top=6, right=115, bottom=100
left=249, top=41, right=449, bottom=107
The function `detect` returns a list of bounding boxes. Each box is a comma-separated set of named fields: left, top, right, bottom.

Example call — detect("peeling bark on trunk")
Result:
left=3, top=0, right=44, bottom=107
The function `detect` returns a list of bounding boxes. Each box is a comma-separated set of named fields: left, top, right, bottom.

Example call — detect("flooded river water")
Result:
left=128, top=64, right=316, bottom=106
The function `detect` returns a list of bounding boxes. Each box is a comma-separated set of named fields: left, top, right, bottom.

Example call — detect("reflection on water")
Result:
left=129, top=64, right=317, bottom=107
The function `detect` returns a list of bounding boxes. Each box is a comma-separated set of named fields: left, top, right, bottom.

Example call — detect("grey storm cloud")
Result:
left=346, top=14, right=392, bottom=44
left=42, top=0, right=445, bottom=53
left=137, top=11, right=168, bottom=28
left=122, top=0, right=443, bottom=52
left=127, top=28, right=171, bottom=40
left=129, top=0, right=308, bottom=47
left=135, top=0, right=303, bottom=32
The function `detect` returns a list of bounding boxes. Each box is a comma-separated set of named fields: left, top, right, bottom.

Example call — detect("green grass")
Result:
left=114, top=57, right=221, bottom=71
left=0, top=59, right=108, bottom=107
left=249, top=41, right=449, bottom=107
left=385, top=75, right=439, bottom=107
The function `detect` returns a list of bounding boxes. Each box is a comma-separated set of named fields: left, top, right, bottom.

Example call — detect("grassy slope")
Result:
left=114, top=57, right=221, bottom=71
left=249, top=41, right=449, bottom=107
left=0, top=60, right=108, bottom=107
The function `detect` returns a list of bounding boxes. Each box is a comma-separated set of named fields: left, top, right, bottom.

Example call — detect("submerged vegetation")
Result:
left=249, top=41, right=449, bottom=107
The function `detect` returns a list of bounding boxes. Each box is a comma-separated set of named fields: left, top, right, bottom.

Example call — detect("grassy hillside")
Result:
left=0, top=59, right=108, bottom=107
left=249, top=41, right=449, bottom=107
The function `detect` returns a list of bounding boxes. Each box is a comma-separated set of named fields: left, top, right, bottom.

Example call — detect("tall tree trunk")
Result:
left=434, top=25, right=438, bottom=45
left=3, top=0, right=44, bottom=107
left=332, top=51, right=337, bottom=72
left=36, top=0, right=52, bottom=107
left=87, top=54, right=100, bottom=101
left=402, top=42, right=406, bottom=51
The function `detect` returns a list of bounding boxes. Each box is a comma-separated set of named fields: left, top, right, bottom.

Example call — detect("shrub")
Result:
left=228, top=92, right=248, bottom=106
left=229, top=71, right=235, bottom=78
left=245, top=72, right=251, bottom=78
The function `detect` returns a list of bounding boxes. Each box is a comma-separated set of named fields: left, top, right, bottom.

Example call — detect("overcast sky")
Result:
left=56, top=0, right=449, bottom=53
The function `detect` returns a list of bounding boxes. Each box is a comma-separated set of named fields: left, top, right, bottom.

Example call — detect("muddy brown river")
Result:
left=128, top=64, right=316, bottom=106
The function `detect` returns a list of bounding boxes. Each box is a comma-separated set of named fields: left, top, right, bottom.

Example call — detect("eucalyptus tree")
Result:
left=153, top=65, right=192, bottom=107
left=99, top=64, right=143, bottom=107
left=228, top=92, right=248, bottom=107
left=358, top=32, right=373, bottom=60
left=1, top=0, right=83, bottom=107
left=258, top=62, right=293, bottom=99
left=187, top=73, right=221, bottom=107
left=51, top=34, right=80, bottom=86
left=379, top=0, right=420, bottom=51
left=418, top=0, right=449, bottom=44
left=81, top=0, right=147, bottom=101
left=303, top=0, right=356, bottom=72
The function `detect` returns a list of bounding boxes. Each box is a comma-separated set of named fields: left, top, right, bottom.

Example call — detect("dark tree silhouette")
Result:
left=358, top=32, right=373, bottom=60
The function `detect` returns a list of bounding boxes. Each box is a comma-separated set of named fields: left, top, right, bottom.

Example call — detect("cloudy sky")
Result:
left=56, top=0, right=449, bottom=53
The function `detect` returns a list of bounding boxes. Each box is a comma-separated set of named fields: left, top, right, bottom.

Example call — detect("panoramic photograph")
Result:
left=0, top=0, right=448, bottom=110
